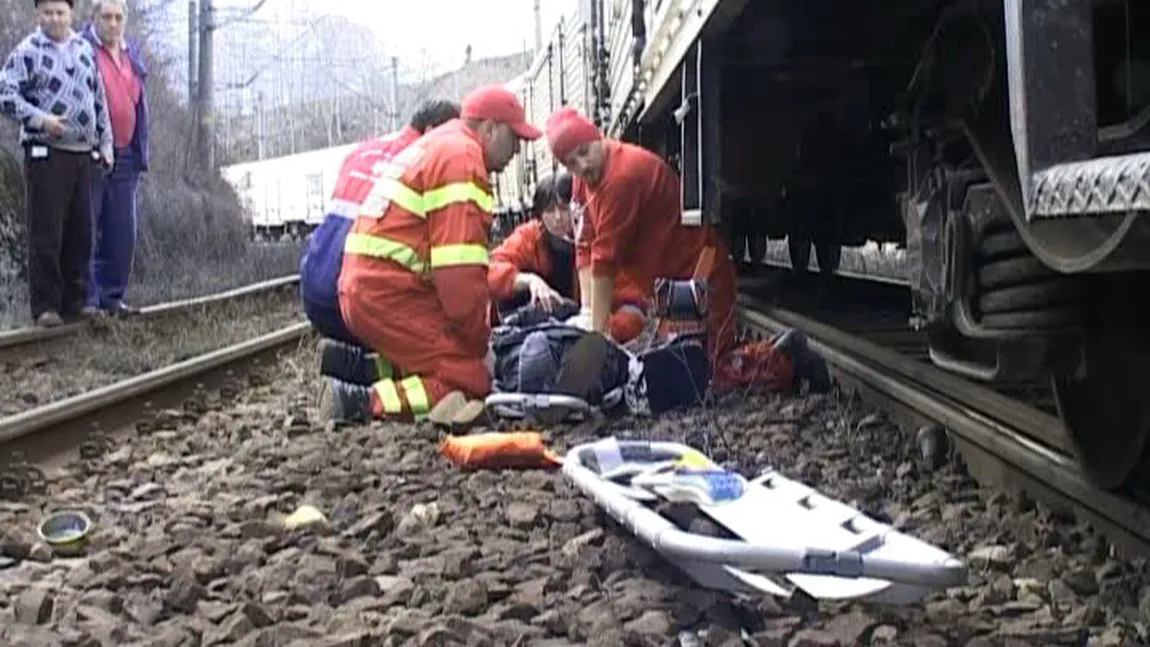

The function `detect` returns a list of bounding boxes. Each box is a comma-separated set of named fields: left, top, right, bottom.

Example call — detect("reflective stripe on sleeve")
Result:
left=344, top=233, right=427, bottom=273
left=429, top=244, right=489, bottom=268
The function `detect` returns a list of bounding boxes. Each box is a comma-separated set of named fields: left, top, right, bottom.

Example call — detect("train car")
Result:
left=508, top=0, right=1150, bottom=493
left=222, top=143, right=357, bottom=241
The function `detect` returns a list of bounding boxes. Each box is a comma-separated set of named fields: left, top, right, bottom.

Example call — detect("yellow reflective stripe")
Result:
left=374, top=177, right=426, bottom=215
left=430, top=244, right=489, bottom=268
left=344, top=233, right=427, bottom=273
left=424, top=182, right=494, bottom=215
left=400, top=376, right=430, bottom=415
left=363, top=178, right=494, bottom=220
left=374, top=357, right=393, bottom=380
left=374, top=379, right=402, bottom=414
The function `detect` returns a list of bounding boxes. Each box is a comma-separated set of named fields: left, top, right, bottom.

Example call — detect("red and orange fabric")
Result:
left=546, top=108, right=738, bottom=366
left=338, top=119, right=496, bottom=420
left=488, top=220, right=648, bottom=343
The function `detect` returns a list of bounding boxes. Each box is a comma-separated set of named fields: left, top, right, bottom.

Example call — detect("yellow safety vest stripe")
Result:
left=430, top=244, right=489, bottom=269
left=362, top=176, right=494, bottom=219
left=344, top=233, right=427, bottom=273
left=374, top=357, right=393, bottom=380
left=375, top=379, right=402, bottom=414
left=400, top=375, right=430, bottom=415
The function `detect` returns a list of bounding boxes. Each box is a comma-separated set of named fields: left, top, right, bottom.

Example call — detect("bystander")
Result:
left=83, top=0, right=149, bottom=316
left=0, top=0, right=113, bottom=328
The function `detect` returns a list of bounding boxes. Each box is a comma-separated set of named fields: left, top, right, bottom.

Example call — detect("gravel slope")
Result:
left=0, top=343, right=1146, bottom=647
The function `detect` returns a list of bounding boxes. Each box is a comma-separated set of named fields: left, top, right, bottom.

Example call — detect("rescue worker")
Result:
left=544, top=106, right=739, bottom=370
left=488, top=170, right=649, bottom=344
left=328, top=85, right=542, bottom=427
left=302, top=99, right=460, bottom=386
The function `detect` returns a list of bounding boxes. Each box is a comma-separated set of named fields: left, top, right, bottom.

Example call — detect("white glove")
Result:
left=564, top=308, right=593, bottom=331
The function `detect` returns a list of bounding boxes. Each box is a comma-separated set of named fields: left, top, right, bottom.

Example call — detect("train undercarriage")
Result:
left=627, top=0, right=1150, bottom=492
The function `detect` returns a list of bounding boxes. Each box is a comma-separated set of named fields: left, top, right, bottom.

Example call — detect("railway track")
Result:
left=0, top=275, right=310, bottom=499
left=0, top=274, right=301, bottom=355
left=736, top=279, right=1150, bottom=558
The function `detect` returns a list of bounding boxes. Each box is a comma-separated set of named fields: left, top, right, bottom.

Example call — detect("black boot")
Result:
left=772, top=328, right=831, bottom=393
left=323, top=378, right=373, bottom=422
left=318, top=338, right=379, bottom=386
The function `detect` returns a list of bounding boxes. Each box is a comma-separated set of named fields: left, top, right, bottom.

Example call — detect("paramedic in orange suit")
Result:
left=544, top=106, right=738, bottom=367
left=488, top=170, right=649, bottom=344
left=328, top=85, right=542, bottom=425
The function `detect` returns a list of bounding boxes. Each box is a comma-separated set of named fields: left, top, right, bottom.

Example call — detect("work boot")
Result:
left=427, top=391, right=486, bottom=431
left=772, top=328, right=831, bottom=393
left=318, top=338, right=377, bottom=386
left=554, top=332, right=610, bottom=402
left=322, top=378, right=372, bottom=422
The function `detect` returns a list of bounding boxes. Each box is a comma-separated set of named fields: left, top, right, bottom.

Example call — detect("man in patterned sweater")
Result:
left=0, top=0, right=114, bottom=328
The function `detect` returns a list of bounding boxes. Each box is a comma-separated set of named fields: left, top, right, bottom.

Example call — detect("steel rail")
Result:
left=0, top=321, right=311, bottom=446
left=738, top=301, right=1150, bottom=552
left=0, top=274, right=301, bottom=352
left=736, top=293, right=1069, bottom=454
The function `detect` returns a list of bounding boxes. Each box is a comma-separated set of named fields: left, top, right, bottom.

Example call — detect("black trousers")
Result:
left=24, top=146, right=95, bottom=318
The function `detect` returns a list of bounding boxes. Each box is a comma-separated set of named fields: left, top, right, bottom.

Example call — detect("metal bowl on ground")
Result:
left=37, top=510, right=93, bottom=557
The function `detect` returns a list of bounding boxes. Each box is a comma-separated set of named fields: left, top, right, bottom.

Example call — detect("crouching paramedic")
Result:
left=544, top=107, right=739, bottom=369
left=329, top=85, right=542, bottom=425
left=301, top=99, right=460, bottom=384
left=488, top=170, right=649, bottom=344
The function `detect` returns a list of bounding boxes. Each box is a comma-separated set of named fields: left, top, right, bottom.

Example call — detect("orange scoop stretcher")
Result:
left=439, top=431, right=563, bottom=470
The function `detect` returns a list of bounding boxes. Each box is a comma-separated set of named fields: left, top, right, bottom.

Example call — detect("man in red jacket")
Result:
left=488, top=171, right=649, bottom=343
left=327, top=85, right=542, bottom=427
left=544, top=107, right=739, bottom=370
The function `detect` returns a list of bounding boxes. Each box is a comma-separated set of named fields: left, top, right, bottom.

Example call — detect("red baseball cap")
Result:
left=461, top=85, right=543, bottom=141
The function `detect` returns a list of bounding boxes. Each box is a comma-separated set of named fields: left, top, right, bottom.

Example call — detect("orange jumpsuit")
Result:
left=339, top=120, right=494, bottom=419
left=573, top=139, right=738, bottom=366
left=488, top=220, right=648, bottom=343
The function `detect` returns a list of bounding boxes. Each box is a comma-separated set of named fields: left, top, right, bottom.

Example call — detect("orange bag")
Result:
left=439, top=432, right=563, bottom=470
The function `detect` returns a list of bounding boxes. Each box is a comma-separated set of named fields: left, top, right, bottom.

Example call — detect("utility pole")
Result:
left=534, top=0, right=543, bottom=53
left=187, top=0, right=198, bottom=105
left=256, top=91, right=265, bottom=160
left=196, top=0, right=214, bottom=173
left=390, top=57, right=399, bottom=131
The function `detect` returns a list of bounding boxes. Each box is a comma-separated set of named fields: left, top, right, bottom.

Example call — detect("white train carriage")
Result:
left=223, top=143, right=357, bottom=241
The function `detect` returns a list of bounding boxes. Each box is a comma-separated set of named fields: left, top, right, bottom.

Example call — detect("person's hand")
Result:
left=523, top=273, right=563, bottom=312
left=42, top=115, right=66, bottom=138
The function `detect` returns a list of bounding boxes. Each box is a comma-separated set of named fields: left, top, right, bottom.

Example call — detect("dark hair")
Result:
left=531, top=171, right=573, bottom=219
left=410, top=100, right=461, bottom=133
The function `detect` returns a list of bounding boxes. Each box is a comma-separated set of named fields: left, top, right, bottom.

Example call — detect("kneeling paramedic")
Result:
left=300, top=99, right=460, bottom=384
left=544, top=108, right=739, bottom=372
left=330, top=85, right=543, bottom=426
left=487, top=170, right=649, bottom=344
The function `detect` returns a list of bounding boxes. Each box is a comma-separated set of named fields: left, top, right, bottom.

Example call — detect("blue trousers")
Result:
left=88, top=149, right=140, bottom=309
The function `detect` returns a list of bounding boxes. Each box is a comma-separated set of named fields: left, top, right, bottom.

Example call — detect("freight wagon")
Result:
left=505, top=0, right=1150, bottom=492
left=222, top=143, right=357, bottom=241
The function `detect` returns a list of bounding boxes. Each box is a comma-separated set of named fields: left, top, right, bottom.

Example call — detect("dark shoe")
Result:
left=104, top=302, right=140, bottom=317
left=35, top=311, right=64, bottom=328
left=318, top=338, right=378, bottom=385
left=322, top=378, right=372, bottom=422
left=772, top=329, right=831, bottom=393
left=554, top=332, right=610, bottom=401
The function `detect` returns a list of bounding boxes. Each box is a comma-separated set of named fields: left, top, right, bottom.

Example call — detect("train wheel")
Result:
left=1052, top=328, right=1150, bottom=491
left=787, top=234, right=812, bottom=276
